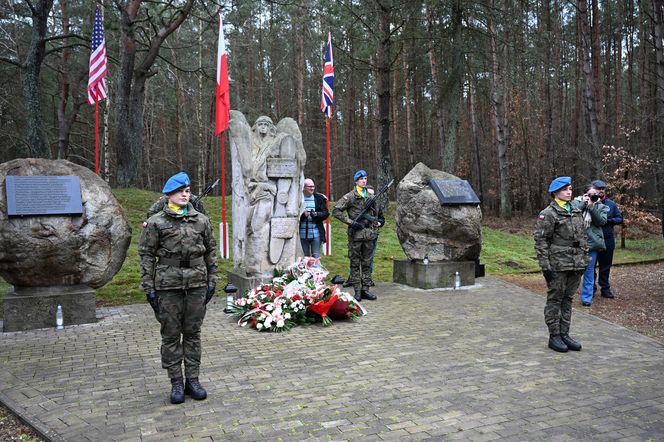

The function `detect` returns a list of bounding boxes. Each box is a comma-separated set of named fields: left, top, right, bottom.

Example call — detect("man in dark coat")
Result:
left=590, top=180, right=624, bottom=299
left=299, top=178, right=329, bottom=258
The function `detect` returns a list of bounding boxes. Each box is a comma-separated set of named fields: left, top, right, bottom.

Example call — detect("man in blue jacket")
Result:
left=590, top=180, right=624, bottom=299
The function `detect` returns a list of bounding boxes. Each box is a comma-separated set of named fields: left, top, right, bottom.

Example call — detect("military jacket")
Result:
left=139, top=203, right=218, bottom=294
left=333, top=189, right=383, bottom=241
left=534, top=201, right=589, bottom=272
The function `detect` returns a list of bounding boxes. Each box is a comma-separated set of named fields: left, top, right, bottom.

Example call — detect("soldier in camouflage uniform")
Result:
left=534, top=176, right=589, bottom=353
left=333, top=170, right=383, bottom=302
left=139, top=172, right=218, bottom=404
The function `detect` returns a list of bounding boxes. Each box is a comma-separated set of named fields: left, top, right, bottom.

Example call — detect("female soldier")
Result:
left=534, top=176, right=589, bottom=352
left=139, top=172, right=218, bottom=404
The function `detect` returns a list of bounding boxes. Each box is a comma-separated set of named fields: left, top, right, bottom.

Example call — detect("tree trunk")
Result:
left=22, top=0, right=54, bottom=158
left=468, top=75, right=483, bottom=202
left=376, top=3, right=394, bottom=197
left=489, top=4, right=511, bottom=218
left=426, top=5, right=445, bottom=171
left=578, top=0, right=602, bottom=175
left=440, top=0, right=463, bottom=173
left=296, top=2, right=305, bottom=126
left=114, top=0, right=194, bottom=187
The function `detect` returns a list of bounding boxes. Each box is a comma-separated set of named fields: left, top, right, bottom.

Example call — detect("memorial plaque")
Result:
left=270, top=217, right=298, bottom=239
left=267, top=158, right=298, bottom=178
left=430, top=179, right=480, bottom=205
left=6, top=175, right=83, bottom=216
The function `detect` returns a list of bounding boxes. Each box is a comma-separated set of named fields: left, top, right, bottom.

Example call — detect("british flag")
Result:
left=320, top=32, right=334, bottom=118
left=87, top=5, right=107, bottom=104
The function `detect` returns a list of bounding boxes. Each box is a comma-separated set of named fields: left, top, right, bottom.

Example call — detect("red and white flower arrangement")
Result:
left=231, top=257, right=366, bottom=331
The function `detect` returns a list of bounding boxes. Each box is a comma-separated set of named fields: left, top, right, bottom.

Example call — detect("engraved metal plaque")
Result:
left=270, top=217, right=298, bottom=239
left=6, top=175, right=83, bottom=216
left=430, top=179, right=480, bottom=205
left=266, top=158, right=298, bottom=178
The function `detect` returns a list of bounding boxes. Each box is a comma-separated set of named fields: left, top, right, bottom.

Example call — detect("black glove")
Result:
left=350, top=220, right=363, bottom=230
left=205, top=286, right=215, bottom=305
left=543, top=270, right=555, bottom=283
left=310, top=211, right=317, bottom=218
left=147, top=292, right=159, bottom=314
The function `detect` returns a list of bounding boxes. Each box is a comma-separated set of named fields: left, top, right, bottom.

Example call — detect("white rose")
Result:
left=276, top=319, right=285, bottom=328
left=285, top=313, right=291, bottom=319
left=256, top=323, right=263, bottom=330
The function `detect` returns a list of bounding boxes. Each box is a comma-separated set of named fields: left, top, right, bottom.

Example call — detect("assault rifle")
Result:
left=348, top=178, right=395, bottom=234
left=191, top=178, right=219, bottom=212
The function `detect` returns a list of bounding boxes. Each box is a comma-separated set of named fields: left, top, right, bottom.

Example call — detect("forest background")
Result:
left=0, top=0, right=662, bottom=227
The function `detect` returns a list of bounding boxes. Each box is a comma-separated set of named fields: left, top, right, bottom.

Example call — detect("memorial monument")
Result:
left=1, top=158, right=131, bottom=331
left=393, top=162, right=483, bottom=289
left=227, top=111, right=306, bottom=294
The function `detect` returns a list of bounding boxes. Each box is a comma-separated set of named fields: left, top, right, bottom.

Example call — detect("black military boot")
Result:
left=170, top=377, right=185, bottom=404
left=600, top=289, right=615, bottom=299
left=185, top=377, right=207, bottom=400
left=353, top=287, right=362, bottom=302
left=548, top=334, right=569, bottom=352
left=560, top=334, right=582, bottom=351
left=361, top=288, right=377, bottom=301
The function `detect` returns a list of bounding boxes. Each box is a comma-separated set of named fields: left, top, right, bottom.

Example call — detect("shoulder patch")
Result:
left=538, top=215, right=545, bottom=220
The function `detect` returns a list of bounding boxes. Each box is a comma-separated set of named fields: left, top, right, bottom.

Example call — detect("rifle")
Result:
left=348, top=178, right=395, bottom=234
left=191, top=179, right=220, bottom=212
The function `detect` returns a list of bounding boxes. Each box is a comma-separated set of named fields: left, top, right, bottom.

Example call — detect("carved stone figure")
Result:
left=229, top=111, right=306, bottom=277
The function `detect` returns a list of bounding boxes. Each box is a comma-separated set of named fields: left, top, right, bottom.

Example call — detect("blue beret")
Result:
left=354, top=169, right=367, bottom=181
left=590, top=180, right=607, bottom=189
left=548, top=176, right=572, bottom=193
left=162, top=172, right=190, bottom=194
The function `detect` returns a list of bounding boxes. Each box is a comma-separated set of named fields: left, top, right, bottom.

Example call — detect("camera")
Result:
left=589, top=194, right=600, bottom=202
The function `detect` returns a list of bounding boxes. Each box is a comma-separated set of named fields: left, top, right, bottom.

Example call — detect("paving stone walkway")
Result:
left=1, top=277, right=664, bottom=441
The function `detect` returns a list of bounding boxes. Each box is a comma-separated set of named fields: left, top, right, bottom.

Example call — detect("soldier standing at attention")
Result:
left=139, top=172, right=218, bottom=404
left=534, top=176, right=589, bottom=353
left=333, top=169, right=382, bottom=302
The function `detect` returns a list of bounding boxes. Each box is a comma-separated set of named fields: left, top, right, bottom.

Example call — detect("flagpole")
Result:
left=325, top=116, right=331, bottom=254
left=220, top=131, right=228, bottom=259
left=94, top=98, right=100, bottom=175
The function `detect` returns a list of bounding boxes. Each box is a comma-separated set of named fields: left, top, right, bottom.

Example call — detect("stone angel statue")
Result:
left=228, top=111, right=307, bottom=277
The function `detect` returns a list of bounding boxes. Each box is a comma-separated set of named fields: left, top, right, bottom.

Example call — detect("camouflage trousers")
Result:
left=156, top=287, right=207, bottom=379
left=347, top=238, right=375, bottom=290
left=544, top=270, right=583, bottom=335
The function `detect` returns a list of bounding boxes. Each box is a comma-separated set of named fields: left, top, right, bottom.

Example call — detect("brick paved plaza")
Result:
left=1, top=277, right=663, bottom=441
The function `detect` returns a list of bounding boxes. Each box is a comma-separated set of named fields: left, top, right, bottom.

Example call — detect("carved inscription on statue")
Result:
left=6, top=176, right=83, bottom=216
left=270, top=217, right=298, bottom=239
left=267, top=158, right=299, bottom=178
left=430, top=179, right=480, bottom=205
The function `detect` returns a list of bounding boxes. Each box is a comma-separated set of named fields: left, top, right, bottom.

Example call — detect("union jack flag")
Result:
left=320, top=32, right=334, bottom=118
left=87, top=5, right=107, bottom=104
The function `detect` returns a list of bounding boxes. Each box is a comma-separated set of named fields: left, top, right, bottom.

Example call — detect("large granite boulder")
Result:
left=396, top=162, right=482, bottom=262
left=0, top=158, right=131, bottom=288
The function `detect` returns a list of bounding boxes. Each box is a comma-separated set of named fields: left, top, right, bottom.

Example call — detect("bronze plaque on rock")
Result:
left=430, top=179, right=480, bottom=205
left=6, top=175, right=83, bottom=216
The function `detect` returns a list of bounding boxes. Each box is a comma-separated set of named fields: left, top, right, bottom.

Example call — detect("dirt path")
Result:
left=500, top=261, right=664, bottom=343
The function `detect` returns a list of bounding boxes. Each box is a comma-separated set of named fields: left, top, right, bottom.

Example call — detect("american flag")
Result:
left=320, top=32, right=334, bottom=118
left=87, top=5, right=107, bottom=104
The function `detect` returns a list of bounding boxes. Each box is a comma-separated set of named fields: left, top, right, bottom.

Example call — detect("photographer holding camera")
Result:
left=573, top=184, right=609, bottom=306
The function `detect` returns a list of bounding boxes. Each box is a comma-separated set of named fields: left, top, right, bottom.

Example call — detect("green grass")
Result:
left=1, top=188, right=662, bottom=313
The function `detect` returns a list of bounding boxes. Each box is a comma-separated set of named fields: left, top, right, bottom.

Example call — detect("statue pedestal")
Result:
left=393, top=260, right=476, bottom=289
left=2, top=285, right=96, bottom=332
left=227, top=271, right=274, bottom=298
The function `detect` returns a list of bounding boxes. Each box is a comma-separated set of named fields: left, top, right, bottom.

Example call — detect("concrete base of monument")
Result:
left=393, top=260, right=476, bottom=289
left=227, top=271, right=275, bottom=297
left=2, top=285, right=96, bottom=332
